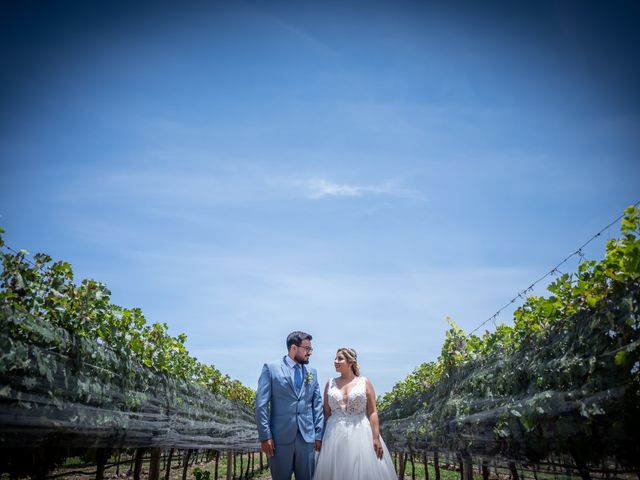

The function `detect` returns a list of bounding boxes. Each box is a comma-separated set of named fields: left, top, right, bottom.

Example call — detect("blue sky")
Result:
left=1, top=1, right=639, bottom=394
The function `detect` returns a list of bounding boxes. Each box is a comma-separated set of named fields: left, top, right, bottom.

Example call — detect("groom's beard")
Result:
left=295, top=352, right=310, bottom=365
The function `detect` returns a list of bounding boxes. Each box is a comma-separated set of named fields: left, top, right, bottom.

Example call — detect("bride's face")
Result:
left=334, top=353, right=350, bottom=373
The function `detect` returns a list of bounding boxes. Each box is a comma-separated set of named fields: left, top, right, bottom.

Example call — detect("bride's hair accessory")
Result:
left=337, top=347, right=360, bottom=376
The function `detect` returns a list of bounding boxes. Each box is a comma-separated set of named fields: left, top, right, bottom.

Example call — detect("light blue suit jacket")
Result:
left=256, top=356, right=324, bottom=444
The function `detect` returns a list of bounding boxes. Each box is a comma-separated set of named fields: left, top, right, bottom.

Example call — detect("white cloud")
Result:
left=59, top=162, right=426, bottom=210
left=306, top=178, right=362, bottom=198
left=304, top=177, right=425, bottom=201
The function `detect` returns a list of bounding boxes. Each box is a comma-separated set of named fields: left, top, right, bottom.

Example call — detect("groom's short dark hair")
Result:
left=287, top=331, right=312, bottom=350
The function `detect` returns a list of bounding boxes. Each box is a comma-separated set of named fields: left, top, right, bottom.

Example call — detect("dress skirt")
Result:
left=313, top=412, right=396, bottom=480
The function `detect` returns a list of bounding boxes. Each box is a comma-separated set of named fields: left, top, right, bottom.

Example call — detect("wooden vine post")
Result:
left=397, top=452, right=407, bottom=479
left=481, top=459, right=489, bottom=480
left=508, top=461, right=519, bottom=480
left=461, top=453, right=473, bottom=480
left=182, top=449, right=193, bottom=480
left=95, top=448, right=111, bottom=480
left=133, top=448, right=147, bottom=480
left=148, top=448, right=162, bottom=480
left=165, top=448, right=175, bottom=480
left=244, top=451, right=251, bottom=479
left=225, top=450, right=232, bottom=480
left=214, top=450, right=220, bottom=480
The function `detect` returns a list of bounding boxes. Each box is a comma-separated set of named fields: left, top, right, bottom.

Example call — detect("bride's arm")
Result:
left=365, top=378, right=384, bottom=459
left=323, top=381, right=332, bottom=420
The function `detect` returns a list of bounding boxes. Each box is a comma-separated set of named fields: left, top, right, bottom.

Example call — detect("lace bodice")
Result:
left=327, top=376, right=367, bottom=417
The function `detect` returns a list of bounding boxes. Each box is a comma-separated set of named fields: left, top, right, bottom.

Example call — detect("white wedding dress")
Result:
left=313, top=376, right=397, bottom=480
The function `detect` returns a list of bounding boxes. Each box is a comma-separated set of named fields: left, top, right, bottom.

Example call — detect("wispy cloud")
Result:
left=306, top=179, right=362, bottom=198
left=303, top=178, right=425, bottom=201
left=59, top=163, right=426, bottom=210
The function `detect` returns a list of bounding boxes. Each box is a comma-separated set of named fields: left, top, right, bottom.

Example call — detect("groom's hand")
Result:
left=261, top=439, right=275, bottom=457
left=315, top=440, right=322, bottom=452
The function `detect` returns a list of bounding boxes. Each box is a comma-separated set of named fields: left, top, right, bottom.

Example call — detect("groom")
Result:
left=256, top=331, right=324, bottom=480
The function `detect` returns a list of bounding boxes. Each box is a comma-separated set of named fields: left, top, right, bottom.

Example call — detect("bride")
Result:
left=313, top=348, right=397, bottom=480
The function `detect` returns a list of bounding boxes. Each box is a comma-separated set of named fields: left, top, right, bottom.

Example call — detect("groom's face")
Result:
left=293, top=339, right=313, bottom=365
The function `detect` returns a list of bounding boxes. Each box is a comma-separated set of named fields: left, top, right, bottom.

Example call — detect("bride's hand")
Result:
left=373, top=437, right=383, bottom=459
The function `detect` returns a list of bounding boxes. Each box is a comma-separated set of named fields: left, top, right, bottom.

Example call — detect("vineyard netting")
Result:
left=379, top=205, right=640, bottom=477
left=0, top=307, right=257, bottom=451
left=0, top=230, right=259, bottom=476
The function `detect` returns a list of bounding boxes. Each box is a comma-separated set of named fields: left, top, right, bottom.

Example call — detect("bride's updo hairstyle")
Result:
left=337, top=347, right=360, bottom=376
